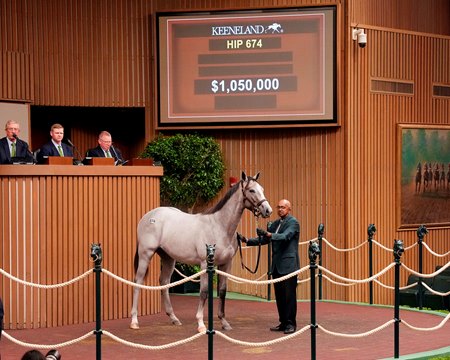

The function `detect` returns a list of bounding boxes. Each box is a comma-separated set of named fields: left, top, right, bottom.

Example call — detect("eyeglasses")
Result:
left=99, top=139, right=112, bottom=144
left=6, top=127, right=19, bottom=131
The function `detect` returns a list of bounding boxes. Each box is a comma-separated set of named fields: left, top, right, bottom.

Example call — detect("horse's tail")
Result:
left=134, top=247, right=139, bottom=274
left=133, top=246, right=149, bottom=279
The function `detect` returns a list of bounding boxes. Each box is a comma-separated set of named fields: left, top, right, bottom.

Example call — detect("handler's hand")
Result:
left=237, top=232, right=247, bottom=244
left=256, top=228, right=268, bottom=237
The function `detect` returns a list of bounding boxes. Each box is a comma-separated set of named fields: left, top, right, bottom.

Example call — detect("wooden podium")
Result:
left=83, top=157, right=115, bottom=166
left=42, top=156, right=73, bottom=165
left=125, top=158, right=153, bottom=166
left=0, top=164, right=163, bottom=330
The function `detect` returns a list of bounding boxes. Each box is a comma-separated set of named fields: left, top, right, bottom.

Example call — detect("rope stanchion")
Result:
left=393, top=239, right=404, bottom=359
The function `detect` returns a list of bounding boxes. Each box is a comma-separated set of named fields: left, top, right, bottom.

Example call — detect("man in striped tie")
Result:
left=36, top=123, right=74, bottom=163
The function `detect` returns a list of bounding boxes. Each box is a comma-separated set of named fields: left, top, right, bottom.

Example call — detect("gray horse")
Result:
left=130, top=172, right=272, bottom=332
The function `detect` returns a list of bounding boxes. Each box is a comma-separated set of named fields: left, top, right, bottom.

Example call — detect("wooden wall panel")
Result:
left=0, top=0, right=154, bottom=106
left=0, top=166, right=162, bottom=329
left=346, top=24, right=450, bottom=305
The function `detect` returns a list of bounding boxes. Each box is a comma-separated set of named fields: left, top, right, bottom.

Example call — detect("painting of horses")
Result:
left=398, top=125, right=450, bottom=228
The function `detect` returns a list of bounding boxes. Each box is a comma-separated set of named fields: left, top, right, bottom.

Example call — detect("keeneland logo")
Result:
left=211, top=22, right=284, bottom=36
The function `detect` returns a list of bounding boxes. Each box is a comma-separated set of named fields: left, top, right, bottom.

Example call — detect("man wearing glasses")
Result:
left=0, top=120, right=34, bottom=164
left=85, top=130, right=124, bottom=165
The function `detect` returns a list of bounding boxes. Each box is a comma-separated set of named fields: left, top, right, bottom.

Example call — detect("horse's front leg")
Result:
left=195, top=273, right=209, bottom=333
left=217, top=263, right=232, bottom=331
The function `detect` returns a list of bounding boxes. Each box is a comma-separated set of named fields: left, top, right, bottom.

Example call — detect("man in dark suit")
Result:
left=85, top=130, right=124, bottom=164
left=0, top=120, right=34, bottom=164
left=36, top=123, right=73, bottom=163
left=239, top=199, right=300, bottom=334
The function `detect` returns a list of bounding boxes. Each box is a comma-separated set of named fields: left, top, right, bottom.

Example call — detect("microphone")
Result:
left=110, top=144, right=124, bottom=165
left=66, top=138, right=84, bottom=165
left=11, top=133, right=35, bottom=163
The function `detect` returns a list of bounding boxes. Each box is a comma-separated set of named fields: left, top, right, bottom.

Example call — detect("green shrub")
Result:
left=141, top=133, right=226, bottom=213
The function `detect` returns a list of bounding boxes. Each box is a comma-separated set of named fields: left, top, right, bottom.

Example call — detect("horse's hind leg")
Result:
left=217, top=263, right=232, bottom=331
left=130, top=248, right=154, bottom=330
left=159, top=252, right=182, bottom=326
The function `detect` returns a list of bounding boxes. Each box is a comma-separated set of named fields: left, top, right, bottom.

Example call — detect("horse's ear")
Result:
left=241, top=171, right=247, bottom=181
left=254, top=172, right=260, bottom=181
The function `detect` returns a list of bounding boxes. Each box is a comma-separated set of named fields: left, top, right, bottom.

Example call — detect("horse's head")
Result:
left=241, top=171, right=272, bottom=218
left=393, top=239, right=404, bottom=260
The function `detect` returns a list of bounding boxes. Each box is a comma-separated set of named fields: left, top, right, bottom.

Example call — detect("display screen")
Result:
left=157, top=7, right=336, bottom=128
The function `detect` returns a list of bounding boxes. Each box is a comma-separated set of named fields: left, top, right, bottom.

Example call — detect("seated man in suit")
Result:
left=36, top=123, right=73, bottom=163
left=85, top=131, right=124, bottom=165
left=0, top=120, right=34, bottom=164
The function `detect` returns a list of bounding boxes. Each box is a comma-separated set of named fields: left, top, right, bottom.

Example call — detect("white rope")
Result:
left=228, top=272, right=268, bottom=284
left=371, top=240, right=393, bottom=252
left=2, top=330, right=93, bottom=349
left=317, top=262, right=396, bottom=284
left=173, top=267, right=200, bottom=283
left=402, top=262, right=450, bottom=279
left=215, top=325, right=310, bottom=346
left=401, top=312, right=450, bottom=331
left=421, top=281, right=450, bottom=296
left=102, top=330, right=205, bottom=350
left=216, top=265, right=310, bottom=285
left=422, top=242, right=450, bottom=258
left=102, top=268, right=206, bottom=290
left=404, top=242, right=417, bottom=251
left=321, top=237, right=367, bottom=252
left=321, top=274, right=357, bottom=287
left=0, top=268, right=92, bottom=289
left=318, top=320, right=395, bottom=338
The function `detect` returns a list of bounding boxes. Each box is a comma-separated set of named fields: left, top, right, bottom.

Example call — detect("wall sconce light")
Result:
left=352, top=28, right=367, bottom=48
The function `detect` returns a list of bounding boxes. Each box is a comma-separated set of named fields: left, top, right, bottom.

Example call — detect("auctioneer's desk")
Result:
left=0, top=164, right=163, bottom=329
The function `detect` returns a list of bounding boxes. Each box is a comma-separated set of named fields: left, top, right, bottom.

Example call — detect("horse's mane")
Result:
left=202, top=180, right=242, bottom=215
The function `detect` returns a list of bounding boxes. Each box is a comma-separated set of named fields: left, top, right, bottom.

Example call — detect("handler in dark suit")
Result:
left=239, top=199, right=300, bottom=334
left=85, top=130, right=124, bottom=164
left=36, top=123, right=73, bottom=163
left=0, top=120, right=34, bottom=164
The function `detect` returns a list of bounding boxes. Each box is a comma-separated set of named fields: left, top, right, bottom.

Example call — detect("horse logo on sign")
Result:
left=266, top=23, right=283, bottom=33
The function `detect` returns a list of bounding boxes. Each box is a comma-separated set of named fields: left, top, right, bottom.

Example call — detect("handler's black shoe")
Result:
left=283, top=325, right=296, bottom=334
left=269, top=324, right=285, bottom=332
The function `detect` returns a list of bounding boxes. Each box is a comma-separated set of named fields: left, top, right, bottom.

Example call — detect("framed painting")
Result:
left=397, top=124, right=450, bottom=229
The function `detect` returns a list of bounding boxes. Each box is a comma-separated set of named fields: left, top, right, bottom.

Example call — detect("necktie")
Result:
left=58, top=145, right=64, bottom=156
left=106, top=150, right=111, bottom=158
left=11, top=142, right=16, bottom=157
left=275, top=220, right=282, bottom=233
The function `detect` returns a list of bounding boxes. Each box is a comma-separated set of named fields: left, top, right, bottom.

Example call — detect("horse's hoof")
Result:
left=129, top=323, right=140, bottom=330
left=222, top=324, right=232, bottom=331
left=197, top=325, right=206, bottom=333
left=172, top=319, right=182, bottom=326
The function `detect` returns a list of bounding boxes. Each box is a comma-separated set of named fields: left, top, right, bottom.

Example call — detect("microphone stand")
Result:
left=12, top=133, right=36, bottom=164
left=66, top=139, right=84, bottom=165
left=110, top=145, right=124, bottom=166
